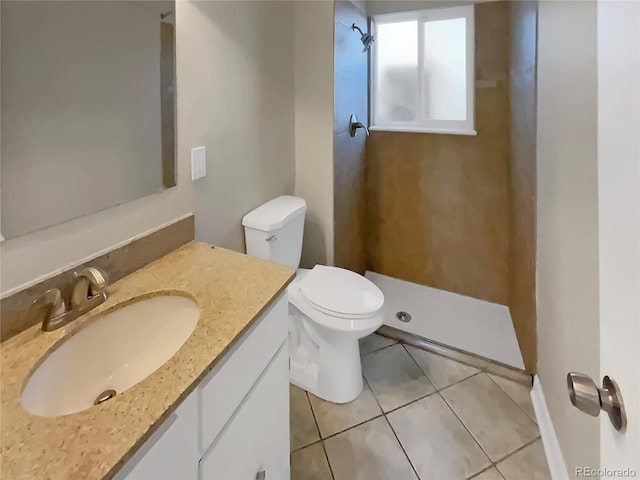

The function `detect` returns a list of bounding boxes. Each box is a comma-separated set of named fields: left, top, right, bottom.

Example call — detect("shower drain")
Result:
left=395, top=311, right=412, bottom=323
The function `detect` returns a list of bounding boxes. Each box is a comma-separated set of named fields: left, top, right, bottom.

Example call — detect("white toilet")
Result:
left=242, top=196, right=385, bottom=403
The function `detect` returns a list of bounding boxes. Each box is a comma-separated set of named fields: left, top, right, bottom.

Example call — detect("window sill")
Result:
left=369, top=126, right=478, bottom=136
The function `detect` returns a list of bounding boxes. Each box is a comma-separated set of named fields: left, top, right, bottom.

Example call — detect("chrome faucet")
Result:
left=31, top=267, right=110, bottom=332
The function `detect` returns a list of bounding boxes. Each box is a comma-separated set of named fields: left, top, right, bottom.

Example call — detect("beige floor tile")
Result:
left=405, top=345, right=480, bottom=390
left=497, top=439, right=551, bottom=480
left=489, top=374, right=536, bottom=422
left=290, top=385, right=320, bottom=451
left=359, top=333, right=397, bottom=356
left=291, top=442, right=333, bottom=480
left=441, top=373, right=539, bottom=461
left=472, top=467, right=505, bottom=480
left=324, top=417, right=418, bottom=480
left=362, top=344, right=435, bottom=412
left=308, top=379, right=382, bottom=438
left=387, top=394, right=491, bottom=480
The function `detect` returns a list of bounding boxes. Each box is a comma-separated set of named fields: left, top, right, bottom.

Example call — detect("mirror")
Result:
left=0, top=1, right=176, bottom=240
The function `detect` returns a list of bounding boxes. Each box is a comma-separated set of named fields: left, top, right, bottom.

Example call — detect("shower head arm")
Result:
left=351, top=23, right=364, bottom=36
left=351, top=23, right=375, bottom=52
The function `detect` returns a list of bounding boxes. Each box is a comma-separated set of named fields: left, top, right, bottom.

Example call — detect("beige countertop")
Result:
left=0, top=242, right=295, bottom=479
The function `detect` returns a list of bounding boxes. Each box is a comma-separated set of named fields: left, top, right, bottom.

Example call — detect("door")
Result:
left=597, top=0, right=640, bottom=473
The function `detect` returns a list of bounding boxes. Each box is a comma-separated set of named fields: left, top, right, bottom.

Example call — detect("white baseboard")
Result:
left=531, top=375, right=569, bottom=480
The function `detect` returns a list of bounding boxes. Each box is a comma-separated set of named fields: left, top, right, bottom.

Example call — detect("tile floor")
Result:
left=290, top=334, right=551, bottom=480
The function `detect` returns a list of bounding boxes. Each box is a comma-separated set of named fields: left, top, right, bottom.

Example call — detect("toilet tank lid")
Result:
left=242, top=196, right=307, bottom=231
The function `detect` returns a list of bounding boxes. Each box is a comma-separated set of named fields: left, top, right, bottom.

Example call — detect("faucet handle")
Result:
left=71, top=267, right=109, bottom=307
left=76, top=267, right=109, bottom=293
left=30, top=288, right=65, bottom=322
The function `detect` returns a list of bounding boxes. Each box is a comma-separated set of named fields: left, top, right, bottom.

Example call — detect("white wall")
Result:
left=1, top=1, right=169, bottom=238
left=184, top=1, right=295, bottom=249
left=0, top=0, right=295, bottom=296
left=294, top=1, right=335, bottom=267
left=536, top=2, right=599, bottom=477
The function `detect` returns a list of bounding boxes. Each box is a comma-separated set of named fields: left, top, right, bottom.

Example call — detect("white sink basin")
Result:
left=22, top=295, right=200, bottom=417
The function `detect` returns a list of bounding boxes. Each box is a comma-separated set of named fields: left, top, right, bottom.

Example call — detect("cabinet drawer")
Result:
left=199, top=342, right=290, bottom=480
left=199, top=294, right=287, bottom=453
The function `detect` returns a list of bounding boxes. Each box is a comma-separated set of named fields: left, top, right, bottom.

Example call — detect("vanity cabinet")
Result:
left=199, top=345, right=289, bottom=480
left=115, top=294, right=289, bottom=480
left=114, top=392, right=199, bottom=480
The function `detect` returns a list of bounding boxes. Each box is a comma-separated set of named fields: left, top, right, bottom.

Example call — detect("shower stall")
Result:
left=332, top=0, right=538, bottom=376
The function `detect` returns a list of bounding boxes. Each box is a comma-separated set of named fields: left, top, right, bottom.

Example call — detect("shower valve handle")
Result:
left=349, top=114, right=370, bottom=137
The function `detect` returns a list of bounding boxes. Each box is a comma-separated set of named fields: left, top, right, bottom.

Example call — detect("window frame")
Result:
left=370, top=5, right=476, bottom=135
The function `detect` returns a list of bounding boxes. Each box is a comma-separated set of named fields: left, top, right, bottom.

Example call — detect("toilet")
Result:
left=242, top=196, right=385, bottom=403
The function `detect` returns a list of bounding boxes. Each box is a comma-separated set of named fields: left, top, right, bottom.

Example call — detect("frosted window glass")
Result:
left=375, top=21, right=418, bottom=123
left=422, top=18, right=467, bottom=120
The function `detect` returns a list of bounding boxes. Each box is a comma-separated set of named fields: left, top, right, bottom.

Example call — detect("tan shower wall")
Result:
left=366, top=1, right=511, bottom=305
left=508, top=1, right=537, bottom=372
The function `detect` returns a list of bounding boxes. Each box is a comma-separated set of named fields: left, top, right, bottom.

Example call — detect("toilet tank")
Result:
left=242, top=196, right=306, bottom=269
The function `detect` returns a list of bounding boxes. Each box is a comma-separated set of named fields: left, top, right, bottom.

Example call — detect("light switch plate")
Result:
left=191, top=146, right=207, bottom=181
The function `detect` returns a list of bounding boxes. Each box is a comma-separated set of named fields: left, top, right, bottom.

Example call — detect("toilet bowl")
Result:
left=242, top=196, right=385, bottom=403
left=288, top=267, right=384, bottom=403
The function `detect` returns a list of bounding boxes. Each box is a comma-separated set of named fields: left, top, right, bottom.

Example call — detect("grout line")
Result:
left=316, top=387, right=441, bottom=444
left=360, top=339, right=399, bottom=357
left=438, top=378, right=543, bottom=475
left=319, top=440, right=336, bottom=480
left=400, top=343, right=438, bottom=391
left=380, top=390, right=439, bottom=416
left=402, top=339, right=485, bottom=394
left=305, top=390, right=322, bottom=438
left=438, top=371, right=484, bottom=395
left=363, top=374, right=386, bottom=418
left=382, top=414, right=422, bottom=480
left=491, top=435, right=542, bottom=466
left=328, top=373, right=422, bottom=478
left=467, top=465, right=506, bottom=480
left=364, top=358, right=440, bottom=416
left=437, top=390, right=494, bottom=467
left=362, top=371, right=422, bottom=479
left=319, top=413, right=387, bottom=442
left=486, top=373, right=538, bottom=425
left=469, top=372, right=537, bottom=430
left=290, top=439, right=322, bottom=455
left=305, top=390, right=336, bottom=480
left=317, top=377, right=388, bottom=442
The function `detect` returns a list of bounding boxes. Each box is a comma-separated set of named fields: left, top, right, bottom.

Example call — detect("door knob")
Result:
left=567, top=373, right=626, bottom=431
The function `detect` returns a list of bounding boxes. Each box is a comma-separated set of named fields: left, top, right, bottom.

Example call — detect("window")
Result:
left=371, top=6, right=475, bottom=135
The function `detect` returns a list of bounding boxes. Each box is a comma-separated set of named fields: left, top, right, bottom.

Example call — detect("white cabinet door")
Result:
left=115, top=392, right=199, bottom=480
left=199, top=342, right=290, bottom=480
left=198, top=295, right=287, bottom=453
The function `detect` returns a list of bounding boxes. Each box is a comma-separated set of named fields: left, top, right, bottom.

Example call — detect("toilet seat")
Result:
left=299, top=265, right=384, bottom=319
left=288, top=267, right=386, bottom=403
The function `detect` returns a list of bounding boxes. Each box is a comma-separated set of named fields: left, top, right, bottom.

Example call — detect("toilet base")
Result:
left=288, top=307, right=374, bottom=404
left=289, top=333, right=364, bottom=403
